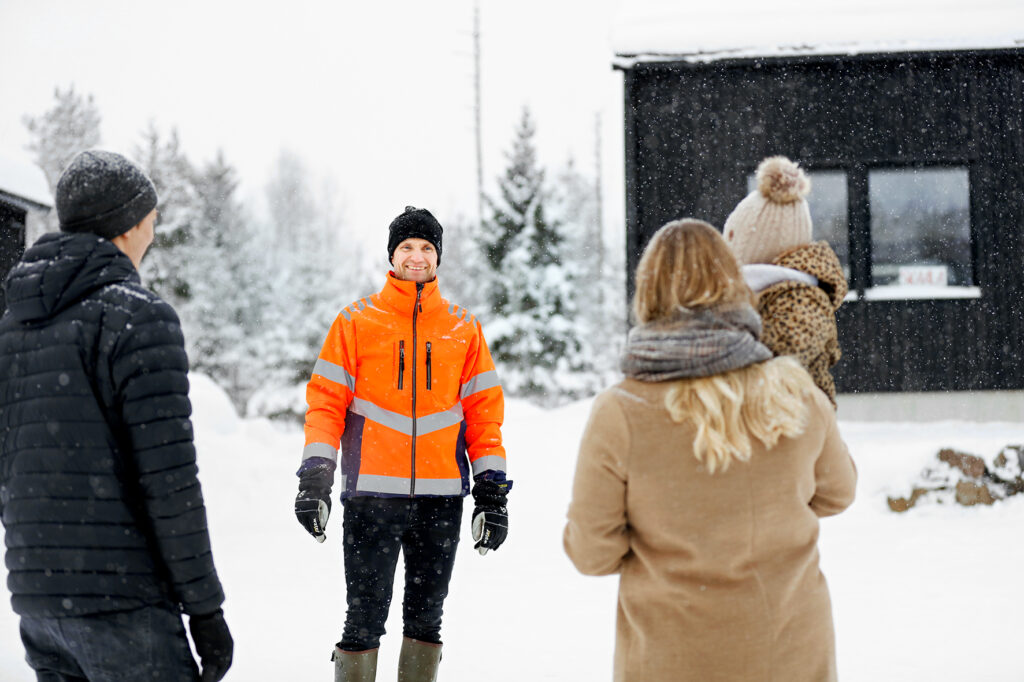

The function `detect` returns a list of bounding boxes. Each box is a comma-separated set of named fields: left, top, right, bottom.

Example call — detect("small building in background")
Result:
left=0, top=154, right=52, bottom=311
left=612, top=2, right=1024, bottom=394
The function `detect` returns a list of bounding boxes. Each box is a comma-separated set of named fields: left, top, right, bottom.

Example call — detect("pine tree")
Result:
left=247, top=151, right=375, bottom=420
left=134, top=124, right=200, bottom=307
left=477, top=108, right=595, bottom=404
left=23, top=85, right=102, bottom=189
left=553, top=157, right=627, bottom=386
left=186, top=151, right=267, bottom=410
left=265, top=149, right=317, bottom=252
left=434, top=215, right=486, bottom=311
left=22, top=85, right=102, bottom=237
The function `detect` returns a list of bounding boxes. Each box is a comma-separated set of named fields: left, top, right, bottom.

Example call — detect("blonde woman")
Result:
left=564, top=219, right=857, bottom=682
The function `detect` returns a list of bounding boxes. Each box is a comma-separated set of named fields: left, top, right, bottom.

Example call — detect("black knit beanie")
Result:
left=56, top=150, right=159, bottom=240
left=387, top=206, right=443, bottom=265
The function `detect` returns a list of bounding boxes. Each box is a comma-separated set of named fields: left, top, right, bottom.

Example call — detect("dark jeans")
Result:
left=339, top=495, right=463, bottom=651
left=19, top=604, right=199, bottom=681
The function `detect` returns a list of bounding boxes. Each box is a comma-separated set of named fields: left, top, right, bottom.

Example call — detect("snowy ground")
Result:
left=1, top=374, right=1023, bottom=681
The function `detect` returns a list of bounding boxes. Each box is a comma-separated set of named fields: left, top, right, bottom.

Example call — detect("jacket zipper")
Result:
left=426, top=341, right=432, bottom=390
left=410, top=283, right=423, bottom=496
left=398, top=340, right=405, bottom=390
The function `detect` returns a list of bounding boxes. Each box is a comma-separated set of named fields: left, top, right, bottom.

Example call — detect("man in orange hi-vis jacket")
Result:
left=294, top=206, right=510, bottom=682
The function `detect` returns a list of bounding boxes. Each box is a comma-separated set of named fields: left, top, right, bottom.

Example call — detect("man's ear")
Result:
left=110, top=221, right=139, bottom=247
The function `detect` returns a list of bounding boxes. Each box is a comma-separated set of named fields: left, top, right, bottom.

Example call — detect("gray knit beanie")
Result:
left=56, top=150, right=158, bottom=240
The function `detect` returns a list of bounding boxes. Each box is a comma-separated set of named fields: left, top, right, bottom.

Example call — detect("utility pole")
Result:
left=474, top=0, right=484, bottom=226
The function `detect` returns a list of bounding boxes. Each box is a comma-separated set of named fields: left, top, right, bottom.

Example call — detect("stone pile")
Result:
left=887, top=445, right=1024, bottom=512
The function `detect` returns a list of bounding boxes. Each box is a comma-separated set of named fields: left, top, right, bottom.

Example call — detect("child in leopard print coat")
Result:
left=724, top=156, right=848, bottom=407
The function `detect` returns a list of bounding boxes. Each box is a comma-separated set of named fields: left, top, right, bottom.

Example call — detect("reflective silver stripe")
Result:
left=350, top=398, right=464, bottom=437
left=313, top=358, right=356, bottom=392
left=471, top=455, right=506, bottom=476
left=365, top=298, right=380, bottom=312
left=461, top=370, right=501, bottom=399
left=356, top=474, right=463, bottom=496
left=356, top=474, right=411, bottom=495
left=340, top=307, right=351, bottom=321
left=448, top=303, right=456, bottom=315
left=415, top=478, right=465, bottom=495
left=356, top=299, right=365, bottom=310
left=302, top=442, right=338, bottom=464
left=418, top=403, right=464, bottom=434
left=350, top=398, right=410, bottom=434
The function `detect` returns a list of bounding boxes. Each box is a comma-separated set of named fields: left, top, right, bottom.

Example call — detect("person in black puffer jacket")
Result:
left=0, top=150, right=232, bottom=681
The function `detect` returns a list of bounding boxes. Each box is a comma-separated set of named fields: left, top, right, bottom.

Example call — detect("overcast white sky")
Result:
left=5, top=1, right=1019, bottom=259
left=0, top=0, right=625, bottom=254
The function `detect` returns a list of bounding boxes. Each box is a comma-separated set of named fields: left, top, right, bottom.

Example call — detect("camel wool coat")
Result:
left=564, top=376, right=856, bottom=682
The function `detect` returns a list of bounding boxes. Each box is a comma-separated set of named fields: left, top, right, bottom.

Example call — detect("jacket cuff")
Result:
left=296, top=456, right=336, bottom=479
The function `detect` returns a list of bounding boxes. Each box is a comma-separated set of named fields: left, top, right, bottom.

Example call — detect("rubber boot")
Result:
left=396, top=637, right=442, bottom=682
left=332, top=645, right=378, bottom=682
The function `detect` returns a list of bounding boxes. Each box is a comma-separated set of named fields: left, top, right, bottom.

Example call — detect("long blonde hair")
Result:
left=631, top=218, right=812, bottom=473
left=665, top=357, right=814, bottom=473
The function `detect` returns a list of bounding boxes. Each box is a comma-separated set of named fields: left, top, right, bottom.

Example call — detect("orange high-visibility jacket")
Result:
left=303, top=273, right=505, bottom=498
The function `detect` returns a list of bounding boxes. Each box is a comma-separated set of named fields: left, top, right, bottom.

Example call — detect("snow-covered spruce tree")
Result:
left=133, top=131, right=266, bottom=412
left=247, top=151, right=375, bottom=421
left=185, top=151, right=269, bottom=411
left=134, top=124, right=201, bottom=309
left=553, top=157, right=627, bottom=387
left=22, top=85, right=102, bottom=238
left=436, top=215, right=487, bottom=312
left=477, top=108, right=596, bottom=404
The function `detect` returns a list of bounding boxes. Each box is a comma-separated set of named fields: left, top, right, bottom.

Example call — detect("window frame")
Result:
left=805, top=161, right=979, bottom=301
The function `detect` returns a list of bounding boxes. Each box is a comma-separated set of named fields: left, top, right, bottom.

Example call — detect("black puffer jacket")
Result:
left=0, top=232, right=224, bottom=618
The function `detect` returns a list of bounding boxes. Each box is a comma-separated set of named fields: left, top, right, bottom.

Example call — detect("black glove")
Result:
left=295, top=458, right=335, bottom=542
left=471, top=472, right=512, bottom=555
left=189, top=609, right=233, bottom=682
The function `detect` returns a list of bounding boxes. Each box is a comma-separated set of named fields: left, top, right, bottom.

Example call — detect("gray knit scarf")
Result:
left=621, top=303, right=773, bottom=382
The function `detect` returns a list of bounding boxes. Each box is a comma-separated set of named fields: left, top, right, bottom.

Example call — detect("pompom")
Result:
left=756, top=156, right=810, bottom=204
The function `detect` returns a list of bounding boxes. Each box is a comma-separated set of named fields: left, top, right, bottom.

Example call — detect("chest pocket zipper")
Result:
left=425, top=342, right=432, bottom=390
left=398, top=340, right=405, bottom=390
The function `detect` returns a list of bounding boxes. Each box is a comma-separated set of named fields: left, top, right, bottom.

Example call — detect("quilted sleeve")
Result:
left=111, top=299, right=224, bottom=616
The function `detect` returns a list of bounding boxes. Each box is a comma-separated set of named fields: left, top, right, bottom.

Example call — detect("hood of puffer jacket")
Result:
left=3, top=232, right=139, bottom=324
left=773, top=241, right=849, bottom=310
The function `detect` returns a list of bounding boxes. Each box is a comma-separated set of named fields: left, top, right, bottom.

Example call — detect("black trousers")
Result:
left=20, top=604, right=199, bottom=681
left=339, top=495, right=463, bottom=651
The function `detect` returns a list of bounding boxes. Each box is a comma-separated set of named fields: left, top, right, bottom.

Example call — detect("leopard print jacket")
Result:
left=756, top=241, right=848, bottom=407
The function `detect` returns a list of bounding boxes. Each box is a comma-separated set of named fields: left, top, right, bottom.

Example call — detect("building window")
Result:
left=806, top=170, right=849, bottom=280
left=742, top=163, right=977, bottom=300
left=867, top=167, right=974, bottom=299
left=745, top=169, right=850, bottom=279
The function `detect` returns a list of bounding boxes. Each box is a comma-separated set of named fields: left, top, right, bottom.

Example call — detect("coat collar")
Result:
left=5, top=232, right=139, bottom=324
left=378, top=272, right=444, bottom=315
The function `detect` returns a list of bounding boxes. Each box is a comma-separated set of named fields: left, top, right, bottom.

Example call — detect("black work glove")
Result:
left=189, top=608, right=233, bottom=682
left=471, top=471, right=513, bottom=555
left=295, top=457, right=335, bottom=543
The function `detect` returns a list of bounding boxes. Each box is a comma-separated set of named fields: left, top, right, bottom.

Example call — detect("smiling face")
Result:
left=391, top=237, right=438, bottom=283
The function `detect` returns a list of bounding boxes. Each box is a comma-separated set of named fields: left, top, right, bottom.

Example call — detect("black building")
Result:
left=617, top=46, right=1024, bottom=393
left=0, top=156, right=51, bottom=312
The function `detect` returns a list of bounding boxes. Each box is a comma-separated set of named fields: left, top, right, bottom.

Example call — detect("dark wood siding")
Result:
left=0, top=201, right=27, bottom=314
left=622, top=50, right=1024, bottom=392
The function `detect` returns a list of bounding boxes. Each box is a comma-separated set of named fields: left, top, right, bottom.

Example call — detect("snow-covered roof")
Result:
left=612, top=0, right=1024, bottom=66
left=0, top=153, right=52, bottom=210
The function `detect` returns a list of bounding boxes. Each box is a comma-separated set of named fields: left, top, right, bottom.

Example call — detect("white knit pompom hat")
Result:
left=723, top=156, right=812, bottom=265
